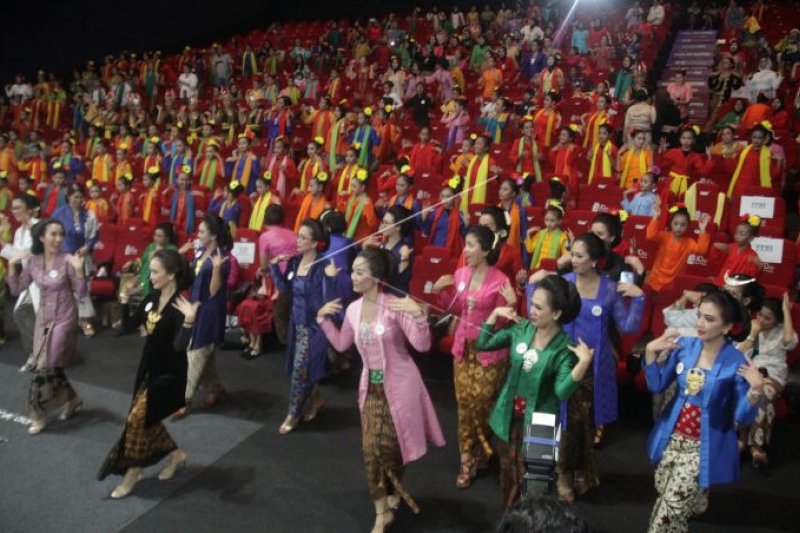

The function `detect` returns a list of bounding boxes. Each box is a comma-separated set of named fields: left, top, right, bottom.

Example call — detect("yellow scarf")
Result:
left=461, top=153, right=490, bottom=211
left=534, top=108, right=556, bottom=148
left=248, top=191, right=272, bottom=230
left=588, top=142, right=613, bottom=184
left=726, top=144, right=772, bottom=198
left=619, top=149, right=648, bottom=188
left=299, top=159, right=320, bottom=191
left=583, top=111, right=606, bottom=149
left=338, top=164, right=357, bottom=195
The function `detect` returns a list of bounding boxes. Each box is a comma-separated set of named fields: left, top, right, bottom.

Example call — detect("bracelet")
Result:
left=183, top=321, right=196, bottom=327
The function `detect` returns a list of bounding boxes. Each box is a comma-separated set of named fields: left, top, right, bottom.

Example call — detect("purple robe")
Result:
left=560, top=273, right=645, bottom=426
left=8, top=254, right=86, bottom=368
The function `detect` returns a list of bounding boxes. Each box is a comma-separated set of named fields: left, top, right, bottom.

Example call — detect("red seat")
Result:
left=230, top=228, right=261, bottom=283
left=729, top=195, right=786, bottom=238
left=754, top=237, right=796, bottom=288
left=89, top=224, right=120, bottom=298
left=576, top=183, right=624, bottom=212
left=409, top=246, right=457, bottom=308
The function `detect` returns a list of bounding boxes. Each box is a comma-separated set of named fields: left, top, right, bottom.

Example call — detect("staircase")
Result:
left=659, top=30, right=717, bottom=125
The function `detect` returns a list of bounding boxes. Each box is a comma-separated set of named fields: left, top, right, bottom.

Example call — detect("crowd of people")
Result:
left=2, top=1, right=799, bottom=532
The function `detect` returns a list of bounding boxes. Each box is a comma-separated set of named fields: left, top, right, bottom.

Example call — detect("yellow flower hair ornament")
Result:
left=262, top=171, right=272, bottom=181
left=149, top=136, right=160, bottom=144
left=180, top=164, right=192, bottom=174
left=363, top=107, right=373, bottom=117
left=740, top=213, right=761, bottom=227
left=356, top=168, right=369, bottom=182
left=610, top=208, right=629, bottom=222
left=316, top=171, right=330, bottom=183
left=146, top=166, right=160, bottom=176
left=447, top=175, right=462, bottom=189
left=400, top=165, right=412, bottom=175
left=313, top=136, right=325, bottom=146
left=52, top=161, right=63, bottom=170
left=0, top=170, right=8, bottom=179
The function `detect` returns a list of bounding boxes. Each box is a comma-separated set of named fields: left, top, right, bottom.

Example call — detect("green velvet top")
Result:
left=476, top=320, right=580, bottom=442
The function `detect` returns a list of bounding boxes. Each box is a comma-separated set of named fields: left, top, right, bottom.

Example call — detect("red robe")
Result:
left=408, top=142, right=442, bottom=176
left=509, top=135, right=540, bottom=175
left=713, top=245, right=760, bottom=286
left=657, top=149, right=714, bottom=197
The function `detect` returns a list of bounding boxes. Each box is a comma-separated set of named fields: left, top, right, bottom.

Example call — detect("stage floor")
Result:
left=0, top=322, right=798, bottom=533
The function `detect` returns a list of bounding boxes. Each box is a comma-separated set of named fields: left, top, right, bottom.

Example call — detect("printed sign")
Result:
left=231, top=242, right=256, bottom=265
left=739, top=196, right=775, bottom=219
left=751, top=237, right=783, bottom=264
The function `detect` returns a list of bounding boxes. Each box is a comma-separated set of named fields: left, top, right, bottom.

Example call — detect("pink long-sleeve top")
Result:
left=319, top=292, right=446, bottom=464
left=439, top=265, right=510, bottom=366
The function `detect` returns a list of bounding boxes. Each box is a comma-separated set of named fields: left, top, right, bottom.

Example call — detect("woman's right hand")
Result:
left=433, top=274, right=454, bottom=293
left=271, top=253, right=289, bottom=265
left=492, top=306, right=522, bottom=324
left=316, top=298, right=342, bottom=319
left=646, top=333, right=679, bottom=354
left=528, top=269, right=552, bottom=284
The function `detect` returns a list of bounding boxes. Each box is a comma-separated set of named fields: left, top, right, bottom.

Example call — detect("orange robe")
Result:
left=293, top=194, right=329, bottom=232
left=645, top=217, right=711, bottom=291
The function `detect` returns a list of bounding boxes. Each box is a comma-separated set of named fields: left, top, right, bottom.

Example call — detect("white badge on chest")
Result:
left=591, top=305, right=602, bottom=317
left=144, top=301, right=153, bottom=312
left=375, top=324, right=385, bottom=336
left=48, top=269, right=59, bottom=279
left=516, top=342, right=527, bottom=355
left=287, top=271, right=295, bottom=280
left=457, top=281, right=466, bottom=292
left=676, top=362, right=685, bottom=375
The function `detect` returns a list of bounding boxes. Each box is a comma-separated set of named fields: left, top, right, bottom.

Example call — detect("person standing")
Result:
left=270, top=219, right=346, bottom=434
left=175, top=215, right=231, bottom=417
left=98, top=249, right=197, bottom=499
left=317, top=248, right=445, bottom=533
left=7, top=218, right=86, bottom=435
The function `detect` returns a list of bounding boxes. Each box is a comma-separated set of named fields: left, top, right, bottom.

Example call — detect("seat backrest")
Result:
left=113, top=221, right=151, bottom=274
left=230, top=228, right=261, bottom=282
left=754, top=237, right=795, bottom=288
left=409, top=246, right=457, bottom=307
left=731, top=195, right=786, bottom=236
left=92, top=223, right=118, bottom=268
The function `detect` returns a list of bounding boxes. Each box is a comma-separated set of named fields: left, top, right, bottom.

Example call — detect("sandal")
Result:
left=82, top=322, right=96, bottom=338
left=593, top=425, right=605, bottom=447
left=171, top=406, right=189, bottom=420
left=279, top=415, right=300, bottom=435
left=27, top=418, right=47, bottom=435
left=751, top=448, right=769, bottom=469
left=303, top=398, right=325, bottom=422
left=455, top=459, right=477, bottom=489
left=556, top=470, right=575, bottom=503
left=59, top=396, right=83, bottom=421
left=370, top=509, right=395, bottom=533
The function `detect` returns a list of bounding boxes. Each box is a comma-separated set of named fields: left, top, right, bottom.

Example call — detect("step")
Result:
left=667, top=58, right=715, bottom=67
left=677, top=30, right=718, bottom=38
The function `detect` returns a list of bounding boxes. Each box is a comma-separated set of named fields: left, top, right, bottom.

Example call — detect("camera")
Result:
left=522, top=412, right=561, bottom=496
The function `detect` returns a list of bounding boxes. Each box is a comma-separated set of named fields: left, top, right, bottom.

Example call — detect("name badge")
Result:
left=591, top=305, right=602, bottom=317
left=375, top=324, right=385, bottom=336
left=145, top=302, right=154, bottom=312
left=516, top=342, right=527, bottom=355
left=457, top=281, right=466, bottom=292
left=287, top=271, right=295, bottom=280
left=48, top=269, right=59, bottom=279
left=676, top=362, right=685, bottom=375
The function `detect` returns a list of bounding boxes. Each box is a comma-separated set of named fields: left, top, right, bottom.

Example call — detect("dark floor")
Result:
left=0, top=318, right=798, bottom=533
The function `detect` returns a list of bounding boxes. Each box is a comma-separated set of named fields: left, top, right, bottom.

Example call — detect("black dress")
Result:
left=98, top=291, right=192, bottom=479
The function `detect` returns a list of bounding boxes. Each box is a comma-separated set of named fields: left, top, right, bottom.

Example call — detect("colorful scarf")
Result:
left=461, top=153, right=490, bottom=211
left=588, top=142, right=614, bottom=184
left=727, top=144, right=772, bottom=198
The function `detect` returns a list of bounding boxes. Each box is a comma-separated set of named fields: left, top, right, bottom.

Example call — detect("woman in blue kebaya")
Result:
left=643, top=289, right=763, bottom=532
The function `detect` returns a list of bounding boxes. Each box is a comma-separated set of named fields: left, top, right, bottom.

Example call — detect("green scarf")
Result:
left=345, top=196, right=365, bottom=239
left=530, top=228, right=563, bottom=269
left=329, top=119, right=343, bottom=171
left=355, top=126, right=373, bottom=167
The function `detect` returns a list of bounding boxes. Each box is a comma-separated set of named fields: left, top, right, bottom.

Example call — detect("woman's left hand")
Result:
left=210, top=249, right=229, bottom=269
left=388, top=296, right=424, bottom=317
left=568, top=338, right=595, bottom=364
left=617, top=282, right=643, bottom=298
left=172, top=296, right=201, bottom=324
left=737, top=353, right=765, bottom=390
left=324, top=258, right=340, bottom=277
left=67, top=253, right=85, bottom=273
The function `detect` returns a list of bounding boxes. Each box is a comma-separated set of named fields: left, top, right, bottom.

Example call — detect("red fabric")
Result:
left=674, top=403, right=702, bottom=440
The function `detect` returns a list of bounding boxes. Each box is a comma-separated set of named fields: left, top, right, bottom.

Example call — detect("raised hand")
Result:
left=567, top=338, right=595, bottom=364
left=492, top=306, right=521, bottom=324
left=500, top=281, right=517, bottom=306
left=646, top=333, right=679, bottom=354
left=433, top=274, right=455, bottom=293
left=67, top=253, right=85, bottom=273
left=528, top=269, right=552, bottom=284
left=388, top=295, right=424, bottom=317
left=210, top=249, right=229, bottom=269
left=617, top=281, right=644, bottom=298
left=324, top=258, right=340, bottom=277
left=316, top=298, right=343, bottom=319
left=737, top=353, right=765, bottom=390
left=172, top=295, right=201, bottom=323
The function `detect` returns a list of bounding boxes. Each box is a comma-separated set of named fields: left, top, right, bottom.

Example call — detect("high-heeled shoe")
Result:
left=278, top=415, right=300, bottom=435
left=370, top=509, right=395, bottom=533
left=455, top=459, right=477, bottom=489
left=302, top=398, right=325, bottom=422
left=556, top=470, right=575, bottom=503
left=158, top=450, right=187, bottom=480
left=751, top=447, right=769, bottom=469
left=201, top=384, right=227, bottom=409
left=59, top=396, right=83, bottom=421
left=171, top=406, right=189, bottom=420
left=111, top=470, right=142, bottom=499
left=27, top=419, right=46, bottom=435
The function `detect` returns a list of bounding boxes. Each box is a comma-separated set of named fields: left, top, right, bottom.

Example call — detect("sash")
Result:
left=242, top=51, right=258, bottom=75
left=530, top=228, right=563, bottom=269
left=390, top=194, right=414, bottom=210
left=93, top=155, right=111, bottom=182
left=461, top=154, right=490, bottom=211
left=726, top=144, right=772, bottom=198
left=516, top=135, right=542, bottom=181
left=294, top=194, right=326, bottom=232
left=534, top=108, right=556, bottom=148
left=354, top=126, right=373, bottom=167
left=583, top=111, right=606, bottom=149
left=619, top=149, right=648, bottom=188
left=328, top=118, right=344, bottom=170
left=200, top=157, right=220, bottom=189
left=142, top=189, right=157, bottom=224
left=345, top=196, right=366, bottom=239
left=429, top=206, right=463, bottom=257
left=299, top=159, right=320, bottom=191
left=171, top=191, right=196, bottom=233
left=234, top=154, right=254, bottom=189
left=555, top=145, right=576, bottom=178
left=249, top=191, right=272, bottom=230
left=588, top=142, right=613, bottom=184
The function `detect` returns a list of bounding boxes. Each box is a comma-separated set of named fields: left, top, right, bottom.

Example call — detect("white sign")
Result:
left=751, top=237, right=783, bottom=264
left=739, top=196, right=775, bottom=219
left=231, top=242, right=256, bottom=265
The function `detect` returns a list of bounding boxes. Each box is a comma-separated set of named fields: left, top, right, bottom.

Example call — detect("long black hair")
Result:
left=201, top=214, right=233, bottom=251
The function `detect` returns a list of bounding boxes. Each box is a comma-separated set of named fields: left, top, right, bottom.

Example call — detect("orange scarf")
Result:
left=294, top=194, right=327, bottom=232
